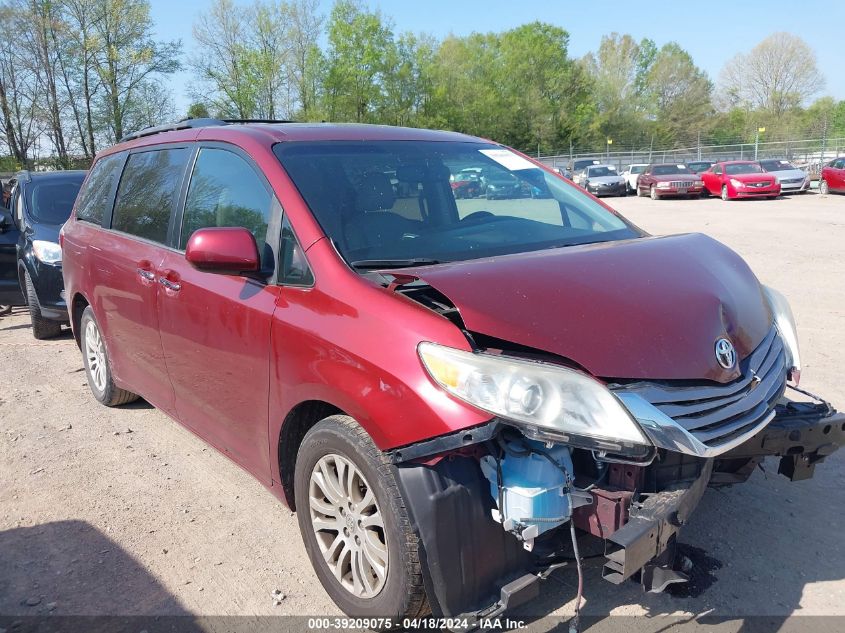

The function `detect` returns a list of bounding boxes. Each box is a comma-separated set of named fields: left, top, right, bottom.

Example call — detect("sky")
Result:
left=149, top=0, right=845, bottom=115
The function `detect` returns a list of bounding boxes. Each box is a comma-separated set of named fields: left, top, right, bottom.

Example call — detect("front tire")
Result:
left=295, top=415, right=428, bottom=620
left=820, top=179, right=829, bottom=195
left=80, top=306, right=139, bottom=406
left=24, top=271, right=62, bottom=340
left=721, top=185, right=730, bottom=201
left=650, top=185, right=658, bottom=201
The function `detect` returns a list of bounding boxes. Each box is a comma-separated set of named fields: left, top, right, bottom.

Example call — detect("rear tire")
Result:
left=24, top=271, right=62, bottom=340
left=294, top=415, right=428, bottom=621
left=80, top=306, right=139, bottom=406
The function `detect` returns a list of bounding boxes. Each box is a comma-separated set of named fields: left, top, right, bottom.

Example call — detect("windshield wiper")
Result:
left=351, top=258, right=442, bottom=270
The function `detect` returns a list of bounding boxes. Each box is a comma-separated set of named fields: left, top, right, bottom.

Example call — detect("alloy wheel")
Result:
left=820, top=179, right=829, bottom=195
left=84, top=320, right=107, bottom=393
left=308, top=453, right=388, bottom=599
left=650, top=185, right=658, bottom=201
left=721, top=185, right=729, bottom=201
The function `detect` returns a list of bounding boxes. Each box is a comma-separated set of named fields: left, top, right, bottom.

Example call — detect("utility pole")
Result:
left=697, top=131, right=701, bottom=160
left=606, top=138, right=612, bottom=161
left=754, top=127, right=765, bottom=160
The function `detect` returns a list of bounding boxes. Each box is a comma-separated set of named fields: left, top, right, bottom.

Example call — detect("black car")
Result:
left=1, top=170, right=86, bottom=338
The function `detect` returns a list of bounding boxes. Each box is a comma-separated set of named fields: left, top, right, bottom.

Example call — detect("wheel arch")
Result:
left=277, top=399, right=344, bottom=510
left=70, top=291, right=91, bottom=348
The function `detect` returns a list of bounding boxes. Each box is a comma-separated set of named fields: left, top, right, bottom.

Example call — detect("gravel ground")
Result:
left=1, top=191, right=844, bottom=628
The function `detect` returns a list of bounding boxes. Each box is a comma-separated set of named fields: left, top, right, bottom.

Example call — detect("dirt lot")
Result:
left=1, top=191, right=844, bottom=628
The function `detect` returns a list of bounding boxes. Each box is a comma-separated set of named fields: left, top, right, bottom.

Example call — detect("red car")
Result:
left=701, top=161, right=781, bottom=200
left=820, top=157, right=845, bottom=195
left=636, top=163, right=705, bottom=199
left=61, top=120, right=843, bottom=621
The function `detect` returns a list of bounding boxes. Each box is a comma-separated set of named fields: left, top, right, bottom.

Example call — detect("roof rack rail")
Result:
left=119, top=117, right=296, bottom=143
left=222, top=119, right=296, bottom=124
left=119, top=117, right=229, bottom=143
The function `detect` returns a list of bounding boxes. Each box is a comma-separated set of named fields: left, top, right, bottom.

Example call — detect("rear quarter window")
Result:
left=76, top=153, right=124, bottom=225
left=112, top=148, right=190, bottom=244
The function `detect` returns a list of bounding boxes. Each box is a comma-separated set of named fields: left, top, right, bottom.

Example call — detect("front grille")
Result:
left=781, top=178, right=803, bottom=184
left=748, top=181, right=772, bottom=188
left=612, top=327, right=786, bottom=448
left=669, top=181, right=695, bottom=188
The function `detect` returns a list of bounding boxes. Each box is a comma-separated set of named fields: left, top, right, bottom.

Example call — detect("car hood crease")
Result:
left=403, top=233, right=772, bottom=382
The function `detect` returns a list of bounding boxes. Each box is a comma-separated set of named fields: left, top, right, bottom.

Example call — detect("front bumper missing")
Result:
left=390, top=390, right=843, bottom=620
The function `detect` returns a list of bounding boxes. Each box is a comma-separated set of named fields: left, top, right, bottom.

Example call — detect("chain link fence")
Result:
left=538, top=137, right=845, bottom=179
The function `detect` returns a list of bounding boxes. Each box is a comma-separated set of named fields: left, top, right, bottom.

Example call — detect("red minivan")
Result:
left=62, top=119, right=843, bottom=623
left=820, top=157, right=845, bottom=194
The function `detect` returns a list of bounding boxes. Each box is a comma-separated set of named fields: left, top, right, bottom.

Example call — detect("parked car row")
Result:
left=2, top=120, right=845, bottom=626
left=557, top=157, right=833, bottom=200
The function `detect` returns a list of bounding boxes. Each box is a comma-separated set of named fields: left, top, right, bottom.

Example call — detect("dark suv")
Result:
left=1, top=171, right=86, bottom=338
left=61, top=119, right=844, bottom=623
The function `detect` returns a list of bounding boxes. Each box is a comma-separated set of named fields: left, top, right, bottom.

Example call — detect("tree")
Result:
left=322, top=0, right=392, bottom=122
left=61, top=0, right=102, bottom=158
left=92, top=0, right=181, bottom=141
left=0, top=4, right=39, bottom=165
left=644, top=43, right=713, bottom=143
left=187, top=102, right=211, bottom=119
left=581, top=33, right=655, bottom=143
left=286, top=0, right=323, bottom=119
left=718, top=33, right=825, bottom=117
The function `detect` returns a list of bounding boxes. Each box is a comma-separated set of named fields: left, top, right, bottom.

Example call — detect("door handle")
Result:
left=137, top=268, right=155, bottom=281
left=158, top=276, right=181, bottom=292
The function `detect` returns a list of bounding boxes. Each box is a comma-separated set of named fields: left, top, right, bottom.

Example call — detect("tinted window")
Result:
left=276, top=141, right=638, bottom=266
left=180, top=148, right=273, bottom=268
left=76, top=154, right=124, bottom=225
left=652, top=165, right=691, bottom=176
left=112, top=148, right=190, bottom=243
left=725, top=163, right=763, bottom=175
left=586, top=166, right=616, bottom=177
left=760, top=159, right=795, bottom=171
left=25, top=175, right=85, bottom=225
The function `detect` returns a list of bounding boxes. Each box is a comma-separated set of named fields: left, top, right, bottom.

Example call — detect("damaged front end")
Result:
left=387, top=332, right=844, bottom=622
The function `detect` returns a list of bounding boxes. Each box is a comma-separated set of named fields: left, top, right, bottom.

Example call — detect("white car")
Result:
left=622, top=164, right=648, bottom=193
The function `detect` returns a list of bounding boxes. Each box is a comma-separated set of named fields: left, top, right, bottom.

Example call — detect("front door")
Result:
left=91, top=147, right=192, bottom=414
left=156, top=146, right=280, bottom=478
left=0, top=189, right=23, bottom=306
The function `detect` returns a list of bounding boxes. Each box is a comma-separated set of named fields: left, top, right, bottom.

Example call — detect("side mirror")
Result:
left=185, top=227, right=260, bottom=274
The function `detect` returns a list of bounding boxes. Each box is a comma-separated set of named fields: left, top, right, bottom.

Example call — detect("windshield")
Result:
left=760, top=159, right=796, bottom=171
left=629, top=165, right=646, bottom=174
left=275, top=141, right=639, bottom=267
left=725, top=163, right=764, bottom=175
left=25, top=175, right=85, bottom=224
left=585, top=166, right=616, bottom=178
left=652, top=164, right=692, bottom=176
left=687, top=162, right=711, bottom=171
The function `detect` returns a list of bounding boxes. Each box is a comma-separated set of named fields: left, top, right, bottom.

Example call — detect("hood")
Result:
left=404, top=233, right=772, bottom=382
left=652, top=173, right=697, bottom=182
left=728, top=172, right=774, bottom=184
left=767, top=169, right=806, bottom=179
left=587, top=175, right=624, bottom=184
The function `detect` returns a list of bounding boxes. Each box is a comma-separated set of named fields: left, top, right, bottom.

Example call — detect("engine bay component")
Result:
left=480, top=434, right=591, bottom=550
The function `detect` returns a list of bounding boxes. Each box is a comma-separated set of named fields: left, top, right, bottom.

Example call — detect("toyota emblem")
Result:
left=715, top=338, right=736, bottom=370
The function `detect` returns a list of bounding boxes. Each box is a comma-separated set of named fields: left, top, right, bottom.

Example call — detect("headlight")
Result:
left=730, top=178, right=744, bottom=188
left=762, top=286, right=801, bottom=383
left=32, top=240, right=62, bottom=264
left=418, top=342, right=651, bottom=455
left=694, top=180, right=704, bottom=187
left=656, top=182, right=671, bottom=189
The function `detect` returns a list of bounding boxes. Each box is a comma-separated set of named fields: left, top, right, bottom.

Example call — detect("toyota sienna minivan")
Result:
left=62, top=119, right=844, bottom=624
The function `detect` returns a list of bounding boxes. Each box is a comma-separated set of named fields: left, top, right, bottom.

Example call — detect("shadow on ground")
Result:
left=0, top=520, right=203, bottom=632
